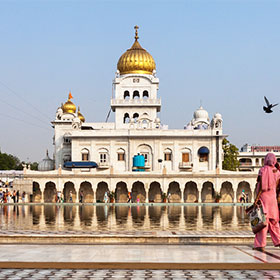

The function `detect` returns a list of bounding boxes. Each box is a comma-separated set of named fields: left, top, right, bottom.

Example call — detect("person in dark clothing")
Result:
left=16, top=190, right=20, bottom=203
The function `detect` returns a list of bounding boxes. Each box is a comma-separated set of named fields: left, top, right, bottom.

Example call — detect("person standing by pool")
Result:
left=254, top=153, right=280, bottom=251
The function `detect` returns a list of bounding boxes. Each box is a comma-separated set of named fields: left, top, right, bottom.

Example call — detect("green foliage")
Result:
left=222, top=138, right=240, bottom=171
left=0, top=151, right=22, bottom=170
left=0, top=149, right=38, bottom=170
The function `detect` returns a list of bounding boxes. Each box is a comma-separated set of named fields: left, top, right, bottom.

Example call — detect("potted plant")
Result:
left=162, top=192, right=167, bottom=203
left=214, top=191, right=221, bottom=203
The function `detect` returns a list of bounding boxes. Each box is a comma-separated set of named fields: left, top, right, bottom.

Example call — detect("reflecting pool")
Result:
left=0, top=205, right=251, bottom=232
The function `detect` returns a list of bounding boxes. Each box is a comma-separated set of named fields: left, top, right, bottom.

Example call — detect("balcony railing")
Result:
left=111, top=99, right=161, bottom=106
left=179, top=162, right=193, bottom=169
left=97, top=162, right=110, bottom=169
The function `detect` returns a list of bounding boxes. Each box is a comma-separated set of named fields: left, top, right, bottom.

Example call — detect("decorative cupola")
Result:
left=62, top=92, right=76, bottom=114
left=117, top=26, right=156, bottom=75
left=77, top=106, right=85, bottom=122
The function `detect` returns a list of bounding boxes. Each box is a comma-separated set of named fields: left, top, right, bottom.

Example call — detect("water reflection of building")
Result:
left=16, top=26, right=260, bottom=203
left=0, top=205, right=250, bottom=232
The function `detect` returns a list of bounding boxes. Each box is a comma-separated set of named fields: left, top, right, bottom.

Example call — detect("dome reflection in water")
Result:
left=0, top=205, right=250, bottom=232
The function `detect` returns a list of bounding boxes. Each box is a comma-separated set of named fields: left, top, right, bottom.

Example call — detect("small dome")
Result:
left=62, top=92, right=76, bottom=114
left=77, top=106, right=85, bottom=122
left=38, top=150, right=54, bottom=171
left=193, top=106, right=209, bottom=121
left=117, top=26, right=156, bottom=75
left=214, top=112, right=222, bottom=119
left=155, top=117, right=160, bottom=123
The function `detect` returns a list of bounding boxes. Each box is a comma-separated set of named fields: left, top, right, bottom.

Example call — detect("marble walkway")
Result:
left=0, top=244, right=279, bottom=270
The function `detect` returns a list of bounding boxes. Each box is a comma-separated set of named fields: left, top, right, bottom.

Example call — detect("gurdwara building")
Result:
left=18, top=27, right=258, bottom=204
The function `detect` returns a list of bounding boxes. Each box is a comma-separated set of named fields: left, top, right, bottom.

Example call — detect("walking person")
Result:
left=22, top=192, right=26, bottom=203
left=254, top=153, right=280, bottom=251
left=69, top=191, right=73, bottom=203
left=12, top=190, right=16, bottom=203
left=16, top=190, right=20, bottom=203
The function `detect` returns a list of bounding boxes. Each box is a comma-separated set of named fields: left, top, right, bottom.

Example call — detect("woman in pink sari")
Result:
left=254, top=153, right=280, bottom=251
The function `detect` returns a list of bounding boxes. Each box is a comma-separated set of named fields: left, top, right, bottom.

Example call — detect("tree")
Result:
left=0, top=151, right=22, bottom=170
left=222, top=138, right=239, bottom=171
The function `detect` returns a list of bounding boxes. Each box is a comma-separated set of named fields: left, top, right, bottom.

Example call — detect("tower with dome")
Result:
left=18, top=26, right=256, bottom=205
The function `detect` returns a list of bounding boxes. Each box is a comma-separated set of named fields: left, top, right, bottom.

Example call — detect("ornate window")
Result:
left=124, top=90, right=130, bottom=99
left=99, top=148, right=109, bottom=163
left=81, top=148, right=89, bottom=161
left=143, top=90, right=149, bottom=99
left=198, top=147, right=209, bottom=162
left=181, top=148, right=191, bottom=163
left=123, top=113, right=130, bottom=123
left=117, top=149, right=125, bottom=161
left=133, top=113, right=139, bottom=122
left=133, top=90, right=140, bottom=99
left=164, top=148, right=172, bottom=161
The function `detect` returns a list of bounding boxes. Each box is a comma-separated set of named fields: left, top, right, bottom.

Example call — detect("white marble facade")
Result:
left=22, top=28, right=260, bottom=204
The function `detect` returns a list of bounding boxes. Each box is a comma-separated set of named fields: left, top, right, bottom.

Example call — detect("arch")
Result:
left=148, top=181, right=162, bottom=203
left=63, top=181, right=76, bottom=203
left=149, top=206, right=164, bottom=226
left=115, top=206, right=129, bottom=228
left=131, top=205, right=146, bottom=226
left=63, top=205, right=76, bottom=225
left=237, top=181, right=252, bottom=203
left=124, top=90, right=130, bottom=99
left=98, top=148, right=109, bottom=164
left=132, top=181, right=146, bottom=203
left=133, top=113, right=139, bottom=122
left=133, top=90, right=140, bottom=99
left=44, top=181, right=56, bottom=203
left=137, top=144, right=153, bottom=167
left=198, top=146, right=209, bottom=162
left=164, top=148, right=172, bottom=161
left=32, top=181, right=42, bottom=202
left=168, top=206, right=182, bottom=225
left=81, top=148, right=89, bottom=161
left=184, top=205, right=198, bottom=225
left=184, top=181, right=198, bottom=202
left=239, top=158, right=252, bottom=166
left=115, top=181, right=128, bottom=202
left=123, top=113, right=130, bottom=124
left=181, top=148, right=192, bottom=163
left=44, top=205, right=56, bottom=224
left=143, top=90, right=149, bottom=99
left=96, top=181, right=109, bottom=202
left=79, top=181, right=94, bottom=203
left=117, top=148, right=125, bottom=161
left=201, top=181, right=214, bottom=202
left=79, top=205, right=94, bottom=226
left=167, top=181, right=181, bottom=202
left=220, top=182, right=234, bottom=202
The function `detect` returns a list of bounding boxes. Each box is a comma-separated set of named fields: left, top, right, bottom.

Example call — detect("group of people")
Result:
left=0, top=189, right=26, bottom=203
left=253, top=152, right=280, bottom=251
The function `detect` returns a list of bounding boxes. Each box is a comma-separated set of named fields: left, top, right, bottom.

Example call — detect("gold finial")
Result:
left=134, top=25, right=139, bottom=40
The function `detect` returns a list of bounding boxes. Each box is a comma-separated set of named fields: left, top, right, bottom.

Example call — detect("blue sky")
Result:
left=0, top=0, right=280, bottom=161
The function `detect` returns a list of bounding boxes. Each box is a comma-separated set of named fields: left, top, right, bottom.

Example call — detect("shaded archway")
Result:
left=63, top=181, right=76, bottom=203
left=79, top=181, right=94, bottom=203
left=32, top=182, right=42, bottom=202
left=132, top=181, right=146, bottom=203
left=201, top=182, right=214, bottom=203
left=44, top=182, right=56, bottom=203
left=184, top=181, right=198, bottom=202
left=96, top=182, right=109, bottom=202
left=220, top=182, right=234, bottom=202
left=167, top=181, right=181, bottom=202
left=44, top=205, right=56, bottom=224
left=237, top=181, right=252, bottom=203
left=79, top=205, right=94, bottom=226
left=184, top=205, right=198, bottom=227
left=115, top=182, right=128, bottom=203
left=63, top=205, right=76, bottom=226
left=148, top=181, right=162, bottom=202
left=115, top=206, right=129, bottom=228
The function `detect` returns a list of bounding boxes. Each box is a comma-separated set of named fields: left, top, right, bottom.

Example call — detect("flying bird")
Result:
left=263, top=96, right=278, bottom=113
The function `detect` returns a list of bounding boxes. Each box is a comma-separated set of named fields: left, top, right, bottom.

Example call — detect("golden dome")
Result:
left=117, top=26, right=156, bottom=75
left=62, top=92, right=76, bottom=114
left=77, top=106, right=85, bottom=122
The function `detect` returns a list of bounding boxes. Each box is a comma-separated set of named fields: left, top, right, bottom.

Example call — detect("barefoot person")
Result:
left=254, top=153, right=280, bottom=251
